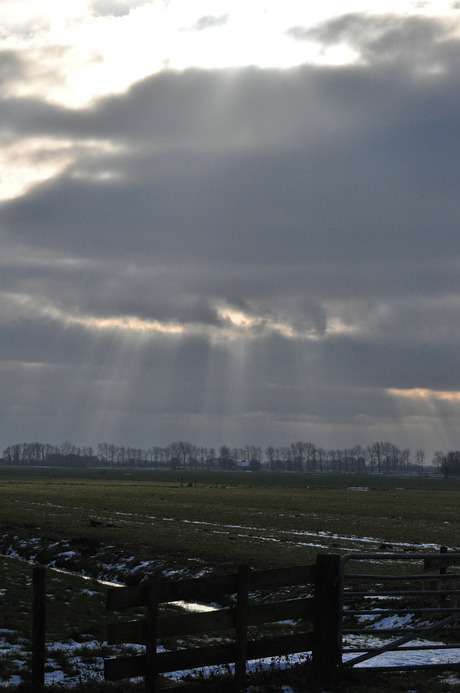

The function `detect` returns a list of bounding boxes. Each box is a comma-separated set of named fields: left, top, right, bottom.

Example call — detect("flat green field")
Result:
left=1, top=468, right=459, bottom=579
left=1, top=469, right=460, bottom=691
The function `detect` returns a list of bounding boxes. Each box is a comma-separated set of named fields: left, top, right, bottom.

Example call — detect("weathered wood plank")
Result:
left=108, top=608, right=235, bottom=644
left=107, top=574, right=238, bottom=611
left=154, top=633, right=314, bottom=674
left=108, top=597, right=314, bottom=644
left=105, top=563, right=318, bottom=687
left=107, top=618, right=147, bottom=645
left=312, top=554, right=342, bottom=674
left=107, top=565, right=316, bottom=612
left=105, top=631, right=315, bottom=680
left=155, top=643, right=237, bottom=673
left=145, top=580, right=159, bottom=692
left=248, top=597, right=313, bottom=625
left=159, top=574, right=238, bottom=603
left=32, top=565, right=46, bottom=693
left=106, top=583, right=149, bottom=611
left=249, top=564, right=316, bottom=591
left=159, top=608, right=234, bottom=637
left=424, top=556, right=460, bottom=572
left=104, top=654, right=147, bottom=681
left=235, top=564, right=250, bottom=682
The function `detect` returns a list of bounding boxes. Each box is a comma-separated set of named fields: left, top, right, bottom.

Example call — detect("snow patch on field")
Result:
left=0, top=515, right=458, bottom=688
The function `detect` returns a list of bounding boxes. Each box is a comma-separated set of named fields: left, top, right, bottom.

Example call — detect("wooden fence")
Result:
left=32, top=565, right=46, bottom=693
left=340, top=551, right=460, bottom=671
left=29, top=550, right=460, bottom=690
left=104, top=554, right=341, bottom=691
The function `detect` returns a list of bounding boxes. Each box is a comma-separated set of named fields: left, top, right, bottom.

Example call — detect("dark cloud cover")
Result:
left=1, top=13, right=460, bottom=456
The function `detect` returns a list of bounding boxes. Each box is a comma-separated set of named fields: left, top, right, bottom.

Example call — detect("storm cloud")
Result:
left=1, top=10, right=460, bottom=456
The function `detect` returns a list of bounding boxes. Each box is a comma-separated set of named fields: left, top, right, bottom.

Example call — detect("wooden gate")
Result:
left=104, top=562, right=321, bottom=691
left=340, top=551, right=460, bottom=670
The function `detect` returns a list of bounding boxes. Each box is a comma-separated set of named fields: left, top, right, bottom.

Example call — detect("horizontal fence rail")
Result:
left=28, top=551, right=460, bottom=689
left=104, top=561, right=325, bottom=691
left=340, top=551, right=460, bottom=671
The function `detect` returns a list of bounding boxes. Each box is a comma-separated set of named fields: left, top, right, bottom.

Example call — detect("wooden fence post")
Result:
left=312, top=554, right=342, bottom=679
left=32, top=565, right=46, bottom=693
left=440, top=546, right=448, bottom=608
left=440, top=545, right=448, bottom=575
left=145, top=578, right=160, bottom=693
left=235, top=564, right=250, bottom=686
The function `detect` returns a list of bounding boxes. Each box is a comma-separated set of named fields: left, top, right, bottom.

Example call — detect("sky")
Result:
left=1, top=0, right=460, bottom=460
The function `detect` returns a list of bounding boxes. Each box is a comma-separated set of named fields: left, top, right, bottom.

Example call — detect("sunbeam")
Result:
left=387, top=388, right=460, bottom=456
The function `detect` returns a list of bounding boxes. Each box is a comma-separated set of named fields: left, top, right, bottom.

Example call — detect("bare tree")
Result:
left=266, top=446, right=276, bottom=471
left=415, top=449, right=425, bottom=468
left=432, top=450, right=443, bottom=474
left=401, top=448, right=410, bottom=472
left=291, top=441, right=306, bottom=471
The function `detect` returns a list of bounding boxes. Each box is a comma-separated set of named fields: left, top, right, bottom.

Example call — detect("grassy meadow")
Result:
left=1, top=468, right=460, bottom=690
left=1, top=468, right=459, bottom=576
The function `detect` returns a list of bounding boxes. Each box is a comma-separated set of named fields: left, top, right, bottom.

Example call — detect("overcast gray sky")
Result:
left=1, top=1, right=460, bottom=459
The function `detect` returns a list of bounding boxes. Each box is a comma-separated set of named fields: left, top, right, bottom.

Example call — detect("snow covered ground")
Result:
left=2, top=584, right=460, bottom=689
left=2, top=522, right=460, bottom=688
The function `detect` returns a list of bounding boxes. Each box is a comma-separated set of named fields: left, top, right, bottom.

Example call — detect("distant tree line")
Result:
left=1, top=439, right=457, bottom=475
left=437, top=450, right=460, bottom=477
